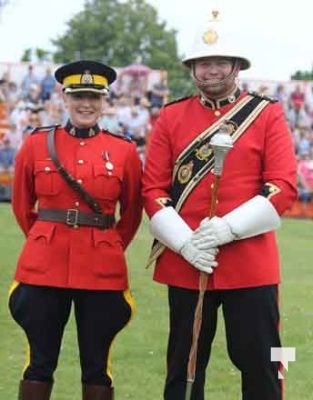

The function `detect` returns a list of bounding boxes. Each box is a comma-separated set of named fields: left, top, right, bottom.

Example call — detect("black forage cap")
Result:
left=54, top=60, right=117, bottom=95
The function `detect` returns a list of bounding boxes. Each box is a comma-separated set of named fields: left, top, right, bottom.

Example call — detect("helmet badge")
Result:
left=202, top=29, right=218, bottom=45
left=202, top=9, right=220, bottom=45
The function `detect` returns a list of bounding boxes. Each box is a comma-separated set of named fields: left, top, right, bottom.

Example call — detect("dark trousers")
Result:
left=164, top=285, right=282, bottom=400
left=8, top=283, right=133, bottom=385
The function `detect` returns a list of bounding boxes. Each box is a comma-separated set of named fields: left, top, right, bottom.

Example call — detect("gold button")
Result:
left=44, top=166, right=51, bottom=172
left=77, top=179, right=83, bottom=184
left=80, top=141, right=85, bottom=146
left=73, top=225, right=79, bottom=229
left=78, top=160, right=84, bottom=165
left=74, top=201, right=80, bottom=207
left=214, top=110, right=221, bottom=116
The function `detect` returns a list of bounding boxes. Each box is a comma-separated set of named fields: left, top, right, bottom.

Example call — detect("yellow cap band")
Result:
left=63, top=74, right=108, bottom=87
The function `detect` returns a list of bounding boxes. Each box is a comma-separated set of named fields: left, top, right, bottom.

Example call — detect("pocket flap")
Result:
left=92, top=228, right=122, bottom=247
left=28, top=223, right=56, bottom=244
left=93, top=164, right=123, bottom=180
left=34, top=160, right=58, bottom=175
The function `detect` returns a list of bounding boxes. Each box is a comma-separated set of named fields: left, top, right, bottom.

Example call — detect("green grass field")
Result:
left=0, top=202, right=312, bottom=400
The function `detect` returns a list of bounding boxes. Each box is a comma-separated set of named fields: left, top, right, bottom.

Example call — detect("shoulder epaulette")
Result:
left=248, top=91, right=277, bottom=103
left=31, top=124, right=61, bottom=134
left=164, top=95, right=194, bottom=107
left=102, top=129, right=132, bottom=142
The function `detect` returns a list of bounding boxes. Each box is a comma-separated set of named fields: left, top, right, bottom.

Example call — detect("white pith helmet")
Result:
left=182, top=10, right=251, bottom=71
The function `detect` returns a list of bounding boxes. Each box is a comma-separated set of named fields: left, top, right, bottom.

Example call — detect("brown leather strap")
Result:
left=47, top=127, right=103, bottom=214
left=38, top=208, right=115, bottom=230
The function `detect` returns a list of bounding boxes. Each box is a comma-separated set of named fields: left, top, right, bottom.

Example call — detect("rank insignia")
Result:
left=195, top=143, right=212, bottom=161
left=178, top=161, right=194, bottom=184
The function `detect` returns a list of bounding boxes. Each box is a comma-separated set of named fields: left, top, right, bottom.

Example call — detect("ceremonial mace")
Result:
left=185, top=124, right=233, bottom=400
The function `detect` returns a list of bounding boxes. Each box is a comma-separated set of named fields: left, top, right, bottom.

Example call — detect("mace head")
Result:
left=209, top=123, right=233, bottom=176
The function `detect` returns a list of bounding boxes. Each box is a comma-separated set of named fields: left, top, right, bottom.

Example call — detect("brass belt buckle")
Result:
left=66, top=209, right=79, bottom=227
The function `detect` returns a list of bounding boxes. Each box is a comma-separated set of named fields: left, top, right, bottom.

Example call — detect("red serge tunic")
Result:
left=12, top=127, right=142, bottom=290
left=142, top=92, right=297, bottom=290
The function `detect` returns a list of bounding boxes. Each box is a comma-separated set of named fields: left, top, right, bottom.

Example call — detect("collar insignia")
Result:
left=200, top=87, right=241, bottom=110
left=89, top=128, right=95, bottom=137
left=69, top=127, right=76, bottom=136
left=65, top=120, right=100, bottom=138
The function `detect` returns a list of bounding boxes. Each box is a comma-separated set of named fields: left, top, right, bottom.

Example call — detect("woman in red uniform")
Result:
left=9, top=60, right=142, bottom=400
left=142, top=12, right=297, bottom=400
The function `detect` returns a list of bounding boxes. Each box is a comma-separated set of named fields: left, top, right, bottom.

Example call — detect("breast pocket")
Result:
left=93, top=164, right=123, bottom=200
left=34, top=160, right=63, bottom=195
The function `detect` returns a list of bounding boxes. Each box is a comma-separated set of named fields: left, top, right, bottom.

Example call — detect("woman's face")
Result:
left=63, top=92, right=105, bottom=128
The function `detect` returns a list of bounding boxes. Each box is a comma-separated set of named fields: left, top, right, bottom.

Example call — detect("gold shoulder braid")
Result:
left=147, top=94, right=272, bottom=267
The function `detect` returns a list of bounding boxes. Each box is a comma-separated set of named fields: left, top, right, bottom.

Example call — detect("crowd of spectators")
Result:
left=243, top=80, right=313, bottom=216
left=0, top=64, right=168, bottom=164
left=1, top=65, right=313, bottom=215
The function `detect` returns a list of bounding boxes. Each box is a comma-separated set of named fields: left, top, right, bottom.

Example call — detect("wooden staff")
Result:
left=185, top=125, right=233, bottom=400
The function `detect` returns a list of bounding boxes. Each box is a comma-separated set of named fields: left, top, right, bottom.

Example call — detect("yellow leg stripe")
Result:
left=106, top=289, right=136, bottom=383
left=23, top=342, right=31, bottom=374
left=8, top=281, right=31, bottom=374
left=8, top=279, right=19, bottom=298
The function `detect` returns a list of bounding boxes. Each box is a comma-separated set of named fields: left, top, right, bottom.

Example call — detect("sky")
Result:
left=0, top=0, right=312, bottom=82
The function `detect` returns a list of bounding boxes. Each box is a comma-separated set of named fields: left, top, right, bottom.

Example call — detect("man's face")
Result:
left=194, top=57, right=234, bottom=82
left=193, top=56, right=240, bottom=98
left=63, top=92, right=105, bottom=128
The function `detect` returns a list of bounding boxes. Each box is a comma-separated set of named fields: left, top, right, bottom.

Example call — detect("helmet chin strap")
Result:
left=191, top=59, right=239, bottom=91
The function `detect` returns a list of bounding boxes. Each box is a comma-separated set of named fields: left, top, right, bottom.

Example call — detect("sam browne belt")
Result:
left=38, top=208, right=115, bottom=229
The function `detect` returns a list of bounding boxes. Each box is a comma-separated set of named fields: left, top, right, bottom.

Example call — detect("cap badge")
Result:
left=81, top=70, right=94, bottom=85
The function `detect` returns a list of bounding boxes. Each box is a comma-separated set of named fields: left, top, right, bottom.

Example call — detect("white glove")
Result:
left=149, top=207, right=218, bottom=273
left=149, top=207, right=193, bottom=253
left=192, top=195, right=281, bottom=249
left=192, top=217, right=235, bottom=249
left=180, top=240, right=218, bottom=274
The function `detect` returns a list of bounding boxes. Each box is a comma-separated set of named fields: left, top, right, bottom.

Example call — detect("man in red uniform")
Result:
left=142, top=12, right=297, bottom=400
left=9, top=60, right=142, bottom=400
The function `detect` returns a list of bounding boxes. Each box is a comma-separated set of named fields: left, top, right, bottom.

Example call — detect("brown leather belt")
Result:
left=38, top=209, right=115, bottom=230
